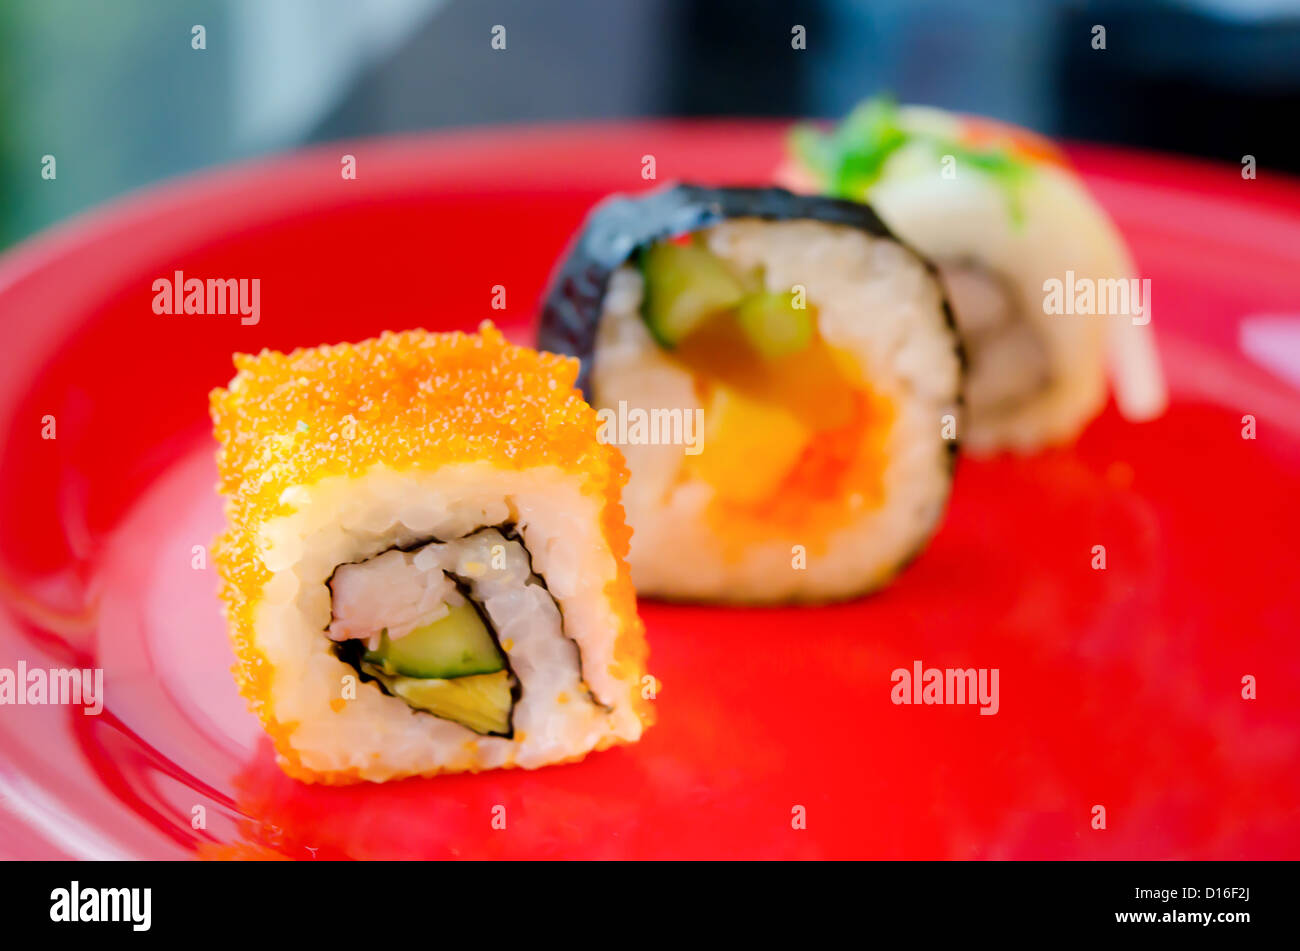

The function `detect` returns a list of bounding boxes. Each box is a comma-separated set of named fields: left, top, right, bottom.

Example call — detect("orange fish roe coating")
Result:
left=210, top=323, right=653, bottom=778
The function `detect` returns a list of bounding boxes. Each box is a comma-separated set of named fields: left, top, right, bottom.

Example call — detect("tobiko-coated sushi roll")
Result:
left=538, top=185, right=963, bottom=604
left=782, top=97, right=1167, bottom=453
left=210, top=324, right=652, bottom=783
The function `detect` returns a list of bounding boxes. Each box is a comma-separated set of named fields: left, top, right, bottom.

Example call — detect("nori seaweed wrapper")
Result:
left=536, top=184, right=932, bottom=393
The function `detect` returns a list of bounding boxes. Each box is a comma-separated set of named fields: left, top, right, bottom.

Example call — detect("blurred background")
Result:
left=2, top=0, right=1299, bottom=249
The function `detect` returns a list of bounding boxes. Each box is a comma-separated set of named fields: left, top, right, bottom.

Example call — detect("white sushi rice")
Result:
left=591, top=218, right=961, bottom=603
left=252, top=461, right=641, bottom=781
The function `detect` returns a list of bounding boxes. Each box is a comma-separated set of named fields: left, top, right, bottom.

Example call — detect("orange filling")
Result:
left=675, top=310, right=856, bottom=429
left=713, top=388, right=894, bottom=558
left=670, top=307, right=894, bottom=557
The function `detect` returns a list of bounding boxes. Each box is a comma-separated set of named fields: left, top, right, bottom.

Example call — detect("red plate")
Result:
left=1, top=122, right=1298, bottom=859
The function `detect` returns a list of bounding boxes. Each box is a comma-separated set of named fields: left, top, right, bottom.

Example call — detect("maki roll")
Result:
left=538, top=185, right=962, bottom=604
left=210, top=324, right=652, bottom=783
left=783, top=96, right=1166, bottom=452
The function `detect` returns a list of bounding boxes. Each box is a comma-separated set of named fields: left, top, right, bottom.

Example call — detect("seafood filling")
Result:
left=327, top=526, right=597, bottom=737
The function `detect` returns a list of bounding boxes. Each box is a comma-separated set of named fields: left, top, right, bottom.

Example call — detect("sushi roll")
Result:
left=782, top=96, right=1167, bottom=453
left=538, top=185, right=962, bottom=604
left=210, top=324, right=652, bottom=783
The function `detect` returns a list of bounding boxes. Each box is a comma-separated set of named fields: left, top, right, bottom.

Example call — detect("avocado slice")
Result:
left=638, top=241, right=747, bottom=347
left=364, top=602, right=505, bottom=679
left=735, top=291, right=814, bottom=358
left=391, top=671, right=514, bottom=736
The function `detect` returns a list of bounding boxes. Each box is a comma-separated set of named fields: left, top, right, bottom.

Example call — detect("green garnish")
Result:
left=790, top=96, right=909, bottom=198
left=788, top=94, right=1033, bottom=225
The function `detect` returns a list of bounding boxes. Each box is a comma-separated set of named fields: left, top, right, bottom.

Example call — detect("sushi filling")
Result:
left=635, top=235, right=890, bottom=518
left=936, top=262, right=1050, bottom=418
left=326, top=526, right=592, bottom=738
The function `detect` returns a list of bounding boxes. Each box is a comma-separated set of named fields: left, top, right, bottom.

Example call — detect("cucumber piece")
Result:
left=391, top=671, right=513, bottom=736
left=735, top=291, right=814, bottom=358
left=638, top=241, right=746, bottom=347
left=364, top=602, right=505, bottom=679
